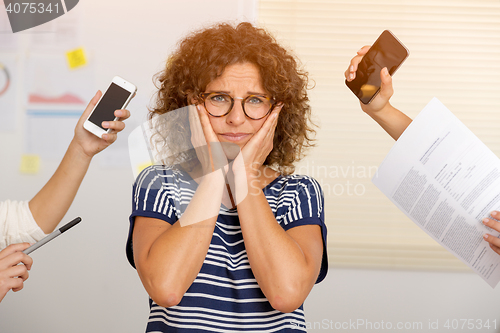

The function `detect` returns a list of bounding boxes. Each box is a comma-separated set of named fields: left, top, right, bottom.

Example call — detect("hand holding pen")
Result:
left=0, top=243, right=33, bottom=302
left=0, top=217, right=81, bottom=303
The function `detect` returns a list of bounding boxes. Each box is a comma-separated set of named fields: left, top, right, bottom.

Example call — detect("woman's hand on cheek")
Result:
left=234, top=105, right=281, bottom=180
left=190, top=104, right=228, bottom=175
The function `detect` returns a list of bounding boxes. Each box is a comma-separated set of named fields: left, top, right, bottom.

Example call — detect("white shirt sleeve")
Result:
left=0, top=200, right=47, bottom=250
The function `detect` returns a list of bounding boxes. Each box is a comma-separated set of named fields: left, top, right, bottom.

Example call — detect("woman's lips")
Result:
left=219, top=133, right=250, bottom=142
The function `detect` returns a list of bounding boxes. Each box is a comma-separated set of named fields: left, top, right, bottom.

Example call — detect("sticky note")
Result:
left=66, top=47, right=87, bottom=69
left=137, top=162, right=153, bottom=175
left=20, top=155, right=41, bottom=174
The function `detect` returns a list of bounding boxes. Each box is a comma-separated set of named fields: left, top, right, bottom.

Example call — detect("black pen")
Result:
left=23, top=217, right=82, bottom=254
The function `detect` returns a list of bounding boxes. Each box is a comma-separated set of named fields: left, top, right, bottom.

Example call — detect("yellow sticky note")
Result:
left=137, top=162, right=153, bottom=175
left=66, top=47, right=87, bottom=69
left=20, top=155, right=40, bottom=174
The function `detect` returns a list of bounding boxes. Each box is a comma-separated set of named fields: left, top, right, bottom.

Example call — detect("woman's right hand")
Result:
left=0, top=243, right=33, bottom=302
left=189, top=104, right=235, bottom=208
left=189, top=104, right=228, bottom=176
left=345, top=45, right=395, bottom=114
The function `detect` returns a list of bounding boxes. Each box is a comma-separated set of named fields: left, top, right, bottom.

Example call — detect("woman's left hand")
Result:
left=483, top=211, right=500, bottom=255
left=233, top=105, right=282, bottom=181
left=72, top=90, right=131, bottom=158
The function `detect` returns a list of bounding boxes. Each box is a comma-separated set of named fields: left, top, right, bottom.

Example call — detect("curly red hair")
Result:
left=150, top=21, right=315, bottom=175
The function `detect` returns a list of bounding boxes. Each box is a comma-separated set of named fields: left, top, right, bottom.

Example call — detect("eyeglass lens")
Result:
left=204, top=93, right=272, bottom=119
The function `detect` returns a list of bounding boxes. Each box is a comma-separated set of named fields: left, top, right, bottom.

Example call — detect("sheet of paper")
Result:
left=373, top=98, right=500, bottom=288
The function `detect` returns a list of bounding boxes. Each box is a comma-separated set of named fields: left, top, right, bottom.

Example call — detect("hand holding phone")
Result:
left=83, top=76, right=137, bottom=138
left=345, top=30, right=409, bottom=104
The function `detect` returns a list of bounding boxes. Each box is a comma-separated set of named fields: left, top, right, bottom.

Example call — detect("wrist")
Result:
left=67, top=139, right=94, bottom=163
left=363, top=103, right=412, bottom=141
left=363, top=101, right=393, bottom=118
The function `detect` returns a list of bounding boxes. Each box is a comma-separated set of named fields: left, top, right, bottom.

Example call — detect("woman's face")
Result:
left=202, top=62, right=271, bottom=149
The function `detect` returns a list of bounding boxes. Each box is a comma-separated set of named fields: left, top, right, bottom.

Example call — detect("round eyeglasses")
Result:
left=199, top=92, right=275, bottom=120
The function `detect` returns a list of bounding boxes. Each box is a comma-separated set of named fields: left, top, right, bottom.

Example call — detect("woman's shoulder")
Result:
left=265, top=173, right=323, bottom=197
left=133, top=164, right=193, bottom=189
left=274, top=173, right=321, bottom=188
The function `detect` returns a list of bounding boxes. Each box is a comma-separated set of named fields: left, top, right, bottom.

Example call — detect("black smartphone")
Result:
left=346, top=30, right=409, bottom=104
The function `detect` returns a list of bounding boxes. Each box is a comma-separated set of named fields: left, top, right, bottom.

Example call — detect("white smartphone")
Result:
left=83, top=76, right=137, bottom=138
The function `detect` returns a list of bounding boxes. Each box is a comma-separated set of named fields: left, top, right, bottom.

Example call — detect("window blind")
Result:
left=258, top=0, right=500, bottom=270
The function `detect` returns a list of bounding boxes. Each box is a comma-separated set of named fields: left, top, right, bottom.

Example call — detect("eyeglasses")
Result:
left=199, top=92, right=275, bottom=120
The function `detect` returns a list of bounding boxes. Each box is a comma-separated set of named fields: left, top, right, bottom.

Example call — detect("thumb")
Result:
left=77, top=91, right=102, bottom=125
left=379, top=67, right=394, bottom=101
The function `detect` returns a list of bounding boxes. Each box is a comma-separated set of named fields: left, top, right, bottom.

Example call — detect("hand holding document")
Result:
left=373, top=98, right=500, bottom=287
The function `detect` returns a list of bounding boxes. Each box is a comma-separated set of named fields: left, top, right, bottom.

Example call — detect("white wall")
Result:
left=1, top=1, right=500, bottom=333
left=305, top=269, right=500, bottom=333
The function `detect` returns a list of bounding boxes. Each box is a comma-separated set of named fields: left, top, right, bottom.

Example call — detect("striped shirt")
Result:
left=127, top=165, right=328, bottom=332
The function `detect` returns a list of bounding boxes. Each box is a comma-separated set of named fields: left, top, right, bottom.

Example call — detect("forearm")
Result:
left=140, top=219, right=216, bottom=306
left=363, top=103, right=412, bottom=140
left=136, top=170, right=225, bottom=306
left=28, top=140, right=92, bottom=234
left=237, top=182, right=316, bottom=312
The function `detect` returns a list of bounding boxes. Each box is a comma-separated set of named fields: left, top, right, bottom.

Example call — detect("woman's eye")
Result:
left=247, top=96, right=264, bottom=104
left=211, top=94, right=230, bottom=103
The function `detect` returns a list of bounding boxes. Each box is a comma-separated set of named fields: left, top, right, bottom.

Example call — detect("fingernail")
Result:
left=357, top=48, right=363, bottom=53
left=196, top=105, right=201, bottom=111
left=350, top=73, right=355, bottom=80
left=102, top=122, right=109, bottom=128
left=492, top=211, right=497, bottom=217
left=383, top=67, right=389, bottom=75
left=350, top=65, right=354, bottom=72
left=483, top=218, right=489, bottom=224
left=101, top=133, right=108, bottom=140
left=115, top=110, right=122, bottom=117
left=484, top=234, right=489, bottom=240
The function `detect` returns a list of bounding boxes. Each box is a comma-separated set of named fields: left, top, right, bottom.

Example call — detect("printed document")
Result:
left=373, top=98, right=500, bottom=287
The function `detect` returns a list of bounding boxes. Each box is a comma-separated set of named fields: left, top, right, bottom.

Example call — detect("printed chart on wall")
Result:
left=0, top=58, right=17, bottom=131
left=25, top=54, right=94, bottom=160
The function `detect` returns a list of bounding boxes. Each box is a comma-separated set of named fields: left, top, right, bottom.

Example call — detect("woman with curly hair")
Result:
left=126, top=22, right=327, bottom=332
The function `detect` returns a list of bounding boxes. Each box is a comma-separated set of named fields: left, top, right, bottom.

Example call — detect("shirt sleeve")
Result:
left=127, top=165, right=188, bottom=268
left=276, top=176, right=328, bottom=283
left=0, top=200, right=47, bottom=250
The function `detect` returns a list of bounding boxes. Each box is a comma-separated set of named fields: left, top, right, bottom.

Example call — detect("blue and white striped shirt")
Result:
left=127, top=165, right=327, bottom=332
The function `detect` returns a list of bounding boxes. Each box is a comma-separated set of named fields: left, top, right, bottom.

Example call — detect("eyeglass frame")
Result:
left=199, top=92, right=277, bottom=120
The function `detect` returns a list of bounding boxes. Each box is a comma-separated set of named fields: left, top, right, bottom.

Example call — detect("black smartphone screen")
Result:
left=346, top=30, right=409, bottom=104
left=88, top=83, right=132, bottom=129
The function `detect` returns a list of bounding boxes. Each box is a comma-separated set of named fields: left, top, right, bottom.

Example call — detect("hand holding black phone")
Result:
left=346, top=30, right=409, bottom=104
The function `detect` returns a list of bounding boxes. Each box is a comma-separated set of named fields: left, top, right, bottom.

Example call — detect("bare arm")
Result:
left=231, top=108, right=324, bottom=313
left=132, top=170, right=225, bottom=307
left=132, top=106, right=228, bottom=307
left=28, top=91, right=130, bottom=233
left=237, top=186, right=323, bottom=313
left=345, top=46, right=412, bottom=140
